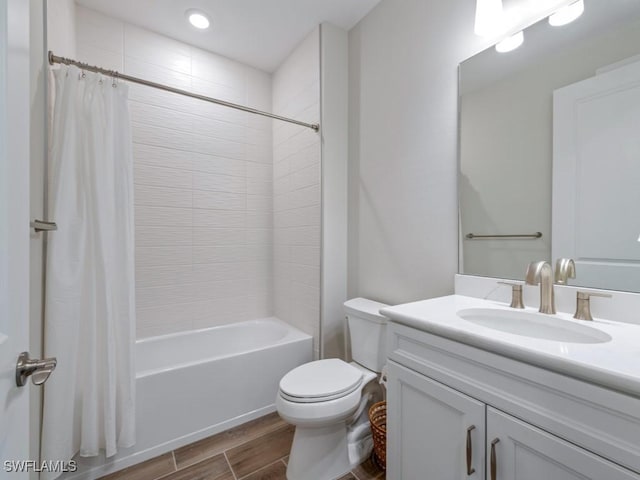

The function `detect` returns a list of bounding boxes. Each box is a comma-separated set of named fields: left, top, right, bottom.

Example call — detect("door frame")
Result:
left=1, top=0, right=32, bottom=476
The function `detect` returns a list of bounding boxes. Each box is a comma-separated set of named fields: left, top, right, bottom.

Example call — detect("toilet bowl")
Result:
left=276, top=298, right=389, bottom=480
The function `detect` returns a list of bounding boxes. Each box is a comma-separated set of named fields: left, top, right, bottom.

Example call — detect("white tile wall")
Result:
left=272, top=28, right=322, bottom=356
left=75, top=6, right=274, bottom=338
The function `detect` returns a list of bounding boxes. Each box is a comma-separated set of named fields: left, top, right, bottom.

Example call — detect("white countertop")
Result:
left=381, top=295, right=640, bottom=397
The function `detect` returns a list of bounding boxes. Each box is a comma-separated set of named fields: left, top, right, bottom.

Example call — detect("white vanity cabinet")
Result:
left=387, top=362, right=486, bottom=479
left=386, top=321, right=640, bottom=480
left=486, top=408, right=637, bottom=480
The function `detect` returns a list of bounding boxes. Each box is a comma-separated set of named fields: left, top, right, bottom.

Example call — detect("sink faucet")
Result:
left=554, top=258, right=576, bottom=285
left=525, top=261, right=556, bottom=314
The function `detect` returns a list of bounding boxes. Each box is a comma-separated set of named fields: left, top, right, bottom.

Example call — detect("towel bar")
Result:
left=465, top=232, right=542, bottom=240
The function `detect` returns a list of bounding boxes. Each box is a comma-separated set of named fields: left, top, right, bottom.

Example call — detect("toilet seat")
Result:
left=279, top=359, right=363, bottom=403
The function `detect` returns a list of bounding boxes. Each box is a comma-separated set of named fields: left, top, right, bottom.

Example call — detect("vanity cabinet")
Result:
left=486, top=407, right=637, bottom=480
left=387, top=362, right=486, bottom=479
left=386, top=322, right=640, bottom=480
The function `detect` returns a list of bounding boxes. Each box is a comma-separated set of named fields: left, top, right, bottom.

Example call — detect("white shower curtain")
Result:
left=41, top=65, right=136, bottom=477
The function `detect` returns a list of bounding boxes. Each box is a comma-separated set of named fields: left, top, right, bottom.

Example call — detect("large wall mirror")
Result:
left=459, top=0, right=640, bottom=292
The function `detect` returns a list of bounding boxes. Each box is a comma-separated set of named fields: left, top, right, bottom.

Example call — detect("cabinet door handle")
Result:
left=466, top=425, right=476, bottom=475
left=490, top=438, right=500, bottom=480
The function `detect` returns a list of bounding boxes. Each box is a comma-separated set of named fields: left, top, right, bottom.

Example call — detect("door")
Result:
left=486, top=407, right=639, bottom=480
left=553, top=59, right=640, bottom=292
left=0, top=0, right=31, bottom=476
left=387, top=361, right=486, bottom=479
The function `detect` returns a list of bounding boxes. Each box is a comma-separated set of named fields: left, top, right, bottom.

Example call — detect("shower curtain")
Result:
left=41, top=65, right=136, bottom=477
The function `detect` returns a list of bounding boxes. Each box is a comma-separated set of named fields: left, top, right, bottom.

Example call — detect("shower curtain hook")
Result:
left=112, top=71, right=118, bottom=88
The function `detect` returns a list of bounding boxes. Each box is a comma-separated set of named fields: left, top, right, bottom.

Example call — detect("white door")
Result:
left=0, top=0, right=31, bottom=477
left=486, top=408, right=639, bottom=480
left=553, top=60, right=640, bottom=292
left=387, top=361, right=486, bottom=479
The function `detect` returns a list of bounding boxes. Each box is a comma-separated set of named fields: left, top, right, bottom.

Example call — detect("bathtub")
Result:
left=66, top=317, right=312, bottom=479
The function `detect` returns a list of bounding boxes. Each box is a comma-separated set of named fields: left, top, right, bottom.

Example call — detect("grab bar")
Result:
left=31, top=219, right=58, bottom=233
left=465, top=232, right=542, bottom=240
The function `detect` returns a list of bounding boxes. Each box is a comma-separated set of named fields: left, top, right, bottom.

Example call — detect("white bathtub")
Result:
left=66, top=317, right=312, bottom=479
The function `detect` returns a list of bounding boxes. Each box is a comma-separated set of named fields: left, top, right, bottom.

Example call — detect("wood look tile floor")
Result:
left=98, top=412, right=385, bottom=480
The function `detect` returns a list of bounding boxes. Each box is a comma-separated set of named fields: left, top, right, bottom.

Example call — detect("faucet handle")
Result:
left=497, top=281, right=525, bottom=309
left=574, top=291, right=612, bottom=321
left=555, top=258, right=576, bottom=285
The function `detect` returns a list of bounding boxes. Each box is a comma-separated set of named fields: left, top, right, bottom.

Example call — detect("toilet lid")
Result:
left=279, top=359, right=363, bottom=402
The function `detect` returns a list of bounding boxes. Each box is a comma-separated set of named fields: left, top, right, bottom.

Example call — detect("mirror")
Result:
left=459, top=0, right=640, bottom=292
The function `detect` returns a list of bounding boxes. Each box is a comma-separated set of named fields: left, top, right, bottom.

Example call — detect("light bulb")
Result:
left=495, top=31, right=524, bottom=53
left=548, top=0, right=584, bottom=27
left=475, top=0, right=504, bottom=37
left=186, top=10, right=210, bottom=30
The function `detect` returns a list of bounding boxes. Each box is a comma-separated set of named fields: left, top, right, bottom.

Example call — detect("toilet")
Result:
left=276, top=298, right=389, bottom=480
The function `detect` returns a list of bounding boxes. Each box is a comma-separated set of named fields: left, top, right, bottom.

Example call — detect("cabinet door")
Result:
left=387, top=361, right=486, bottom=479
left=486, top=407, right=640, bottom=480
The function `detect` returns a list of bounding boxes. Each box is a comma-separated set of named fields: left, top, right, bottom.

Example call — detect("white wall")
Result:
left=46, top=0, right=75, bottom=57
left=272, top=28, right=322, bottom=356
left=319, top=23, right=349, bottom=360
left=348, top=0, right=485, bottom=305
left=74, top=7, right=274, bottom=338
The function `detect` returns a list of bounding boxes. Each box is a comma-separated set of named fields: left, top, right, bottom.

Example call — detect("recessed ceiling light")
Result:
left=495, top=31, right=524, bottom=53
left=548, top=0, right=584, bottom=27
left=186, top=9, right=210, bottom=30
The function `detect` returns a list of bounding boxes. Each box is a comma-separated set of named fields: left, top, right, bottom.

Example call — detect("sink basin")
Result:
left=457, top=308, right=612, bottom=344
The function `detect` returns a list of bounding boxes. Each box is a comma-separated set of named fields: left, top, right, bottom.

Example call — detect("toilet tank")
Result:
left=344, top=298, right=389, bottom=373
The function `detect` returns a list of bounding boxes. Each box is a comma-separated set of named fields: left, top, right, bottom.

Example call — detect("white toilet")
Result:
left=276, top=298, right=389, bottom=480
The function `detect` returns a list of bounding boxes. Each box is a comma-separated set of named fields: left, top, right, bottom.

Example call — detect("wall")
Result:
left=348, top=0, right=485, bottom=305
left=272, top=28, right=322, bottom=356
left=319, top=23, right=349, bottom=359
left=46, top=0, right=75, bottom=57
left=74, top=7, right=274, bottom=338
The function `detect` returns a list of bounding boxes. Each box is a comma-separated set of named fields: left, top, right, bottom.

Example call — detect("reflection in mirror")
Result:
left=459, top=0, right=640, bottom=292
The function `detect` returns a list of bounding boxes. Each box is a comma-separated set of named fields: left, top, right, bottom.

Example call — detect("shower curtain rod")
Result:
left=48, top=51, right=320, bottom=132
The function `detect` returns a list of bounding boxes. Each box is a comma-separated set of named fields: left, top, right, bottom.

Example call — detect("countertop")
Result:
left=381, top=295, right=640, bottom=397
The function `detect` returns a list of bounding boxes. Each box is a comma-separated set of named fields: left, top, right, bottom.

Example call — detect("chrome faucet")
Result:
left=525, top=261, right=556, bottom=314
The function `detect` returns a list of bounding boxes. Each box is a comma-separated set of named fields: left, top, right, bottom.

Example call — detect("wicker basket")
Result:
left=368, top=401, right=387, bottom=470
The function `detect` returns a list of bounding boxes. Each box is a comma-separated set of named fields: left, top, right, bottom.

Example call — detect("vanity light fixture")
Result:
left=186, top=9, right=210, bottom=30
left=495, top=30, right=524, bottom=53
left=548, top=0, right=584, bottom=27
left=474, top=0, right=504, bottom=37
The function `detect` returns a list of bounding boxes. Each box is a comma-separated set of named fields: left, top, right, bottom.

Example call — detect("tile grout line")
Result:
left=166, top=416, right=288, bottom=471
left=171, top=451, right=178, bottom=472
left=236, top=458, right=286, bottom=480
left=223, top=451, right=238, bottom=480
left=150, top=456, right=179, bottom=480
left=102, top=415, right=384, bottom=480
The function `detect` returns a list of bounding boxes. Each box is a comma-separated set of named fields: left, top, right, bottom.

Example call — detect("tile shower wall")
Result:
left=75, top=7, right=273, bottom=338
left=272, top=29, right=322, bottom=355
